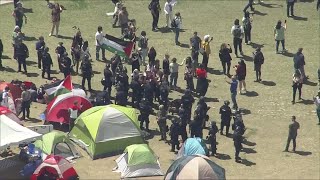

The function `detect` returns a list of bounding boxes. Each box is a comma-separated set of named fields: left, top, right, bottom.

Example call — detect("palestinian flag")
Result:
left=44, top=75, right=73, bottom=102
left=102, top=34, right=134, bottom=59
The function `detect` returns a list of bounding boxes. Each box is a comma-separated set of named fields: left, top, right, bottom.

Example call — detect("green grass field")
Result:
left=0, top=0, right=319, bottom=179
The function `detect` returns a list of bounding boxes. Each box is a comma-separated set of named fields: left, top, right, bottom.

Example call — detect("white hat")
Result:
left=204, top=35, right=210, bottom=41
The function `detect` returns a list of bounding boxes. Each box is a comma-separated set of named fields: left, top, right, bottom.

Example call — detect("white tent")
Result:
left=0, top=115, right=41, bottom=150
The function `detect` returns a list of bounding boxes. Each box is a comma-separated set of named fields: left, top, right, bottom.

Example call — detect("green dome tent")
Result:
left=34, top=131, right=80, bottom=160
left=69, top=105, right=144, bottom=159
left=113, top=144, right=163, bottom=178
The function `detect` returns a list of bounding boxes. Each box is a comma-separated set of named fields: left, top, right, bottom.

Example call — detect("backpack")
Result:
left=171, top=19, right=177, bottom=28
left=233, top=26, right=242, bottom=38
left=138, top=37, right=148, bottom=48
left=243, top=18, right=252, bottom=30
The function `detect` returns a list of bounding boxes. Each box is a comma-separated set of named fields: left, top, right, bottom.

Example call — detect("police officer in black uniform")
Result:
left=178, top=104, right=188, bottom=142
left=157, top=105, right=168, bottom=141
left=139, top=98, right=152, bottom=131
left=284, top=116, right=300, bottom=152
left=15, top=41, right=29, bottom=73
left=196, top=96, right=209, bottom=128
left=219, top=100, right=232, bottom=136
left=143, top=79, right=154, bottom=105
left=41, top=47, right=53, bottom=79
left=233, top=126, right=243, bottom=163
left=81, top=55, right=93, bottom=91
left=103, top=63, right=113, bottom=97
left=181, top=89, right=195, bottom=124
left=190, top=111, right=203, bottom=138
left=130, top=76, right=142, bottom=107
left=207, top=121, right=219, bottom=156
left=169, top=118, right=180, bottom=152
left=61, top=52, right=72, bottom=78
left=159, top=78, right=169, bottom=108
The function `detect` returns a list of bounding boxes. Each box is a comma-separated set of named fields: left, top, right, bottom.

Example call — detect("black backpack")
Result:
left=233, top=26, right=242, bottom=38
left=171, top=19, right=177, bottom=28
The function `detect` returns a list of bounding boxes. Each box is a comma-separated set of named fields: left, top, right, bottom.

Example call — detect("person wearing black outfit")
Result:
left=178, top=104, right=188, bottom=142
left=94, top=91, right=111, bottom=106
left=284, top=116, right=300, bottom=152
left=233, top=126, right=243, bottom=163
left=148, top=47, right=157, bottom=64
left=55, top=42, right=66, bottom=72
left=115, top=88, right=127, bottom=106
left=190, top=113, right=203, bottom=138
left=220, top=100, right=232, bottom=136
left=317, top=0, right=320, bottom=11
left=219, top=43, right=232, bottom=75
left=35, top=36, right=45, bottom=69
left=61, top=52, right=72, bottom=78
left=292, top=69, right=303, bottom=104
left=190, top=32, right=202, bottom=73
left=103, top=63, right=113, bottom=97
left=287, top=0, right=295, bottom=17
left=13, top=3, right=27, bottom=30
left=131, top=51, right=141, bottom=72
left=157, top=105, right=168, bottom=141
left=15, top=41, right=29, bottom=73
left=184, top=57, right=194, bottom=91
left=149, top=0, right=161, bottom=31
left=41, top=47, right=53, bottom=79
left=243, top=11, right=252, bottom=45
left=181, top=89, right=195, bottom=124
left=130, top=76, right=142, bottom=107
left=81, top=55, right=93, bottom=91
left=159, top=77, right=169, bottom=107
left=169, top=118, right=180, bottom=152
left=0, top=39, right=3, bottom=68
left=243, top=0, right=255, bottom=12
left=139, top=98, right=152, bottom=131
left=253, top=47, right=264, bottom=82
left=207, top=121, right=218, bottom=156
left=162, top=54, right=170, bottom=79
left=196, top=97, right=209, bottom=128
left=143, top=80, right=154, bottom=105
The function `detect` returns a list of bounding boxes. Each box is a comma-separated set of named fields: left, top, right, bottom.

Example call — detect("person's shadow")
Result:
left=240, top=159, right=256, bottom=166
left=292, top=16, right=308, bottom=21
left=293, top=150, right=312, bottom=156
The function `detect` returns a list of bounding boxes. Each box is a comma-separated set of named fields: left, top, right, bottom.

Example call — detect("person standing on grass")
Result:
left=41, top=47, right=53, bottom=80
left=81, top=55, right=93, bottom=91
left=0, top=38, right=3, bottom=68
left=242, top=11, right=253, bottom=45
left=148, top=46, right=157, bottom=64
left=55, top=42, right=66, bottom=72
left=20, top=85, right=31, bottom=120
left=15, top=41, right=29, bottom=74
left=317, top=0, right=320, bottom=11
left=274, top=20, right=287, bottom=54
left=95, top=26, right=106, bottom=61
left=231, top=19, right=244, bottom=57
left=61, top=52, right=72, bottom=78
left=162, top=53, right=170, bottom=79
left=169, top=57, right=185, bottom=89
left=149, top=0, right=161, bottom=31
left=219, top=43, right=232, bottom=75
left=118, top=6, right=129, bottom=35
left=284, top=116, right=300, bottom=152
left=220, top=100, right=232, bottom=136
left=291, top=69, right=303, bottom=104
left=12, top=3, right=27, bottom=30
left=243, top=0, right=255, bottom=13
left=287, top=0, right=295, bottom=17
left=172, top=12, right=182, bottom=45
left=184, top=57, right=194, bottom=91
left=196, top=64, right=208, bottom=96
left=253, top=47, right=264, bottom=82
left=190, top=32, right=202, bottom=74
left=164, top=0, right=174, bottom=28
left=35, top=36, right=46, bottom=70
left=314, top=91, right=320, bottom=125
left=235, top=60, right=247, bottom=94
left=138, top=31, right=148, bottom=65
left=226, top=75, right=238, bottom=110
left=293, top=48, right=308, bottom=81
left=49, top=3, right=63, bottom=37
left=201, top=35, right=213, bottom=69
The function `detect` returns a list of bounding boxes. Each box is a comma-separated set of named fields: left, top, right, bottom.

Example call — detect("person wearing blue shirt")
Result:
left=226, top=75, right=238, bottom=110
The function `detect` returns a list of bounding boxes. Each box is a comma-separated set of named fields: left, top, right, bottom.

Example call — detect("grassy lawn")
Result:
left=0, top=0, right=319, bottom=179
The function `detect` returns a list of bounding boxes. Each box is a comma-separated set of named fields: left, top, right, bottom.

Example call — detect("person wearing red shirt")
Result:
left=196, top=64, right=209, bottom=96
left=235, top=60, right=247, bottom=94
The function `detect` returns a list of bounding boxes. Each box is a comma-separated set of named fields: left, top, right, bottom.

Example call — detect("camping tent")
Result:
left=31, top=155, right=78, bottom=180
left=165, top=154, right=226, bottom=180
left=46, top=89, right=92, bottom=124
left=34, top=131, right=80, bottom=160
left=0, top=115, right=41, bottom=150
left=177, top=137, right=209, bottom=158
left=0, top=106, right=21, bottom=124
left=114, top=144, right=163, bottom=178
left=69, top=105, right=144, bottom=159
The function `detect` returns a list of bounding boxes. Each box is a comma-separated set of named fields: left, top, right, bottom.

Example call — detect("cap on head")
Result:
left=204, top=35, right=210, bottom=42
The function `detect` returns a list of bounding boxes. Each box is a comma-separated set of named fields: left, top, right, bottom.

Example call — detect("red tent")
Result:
left=31, top=155, right=78, bottom=180
left=46, top=93, right=92, bottom=124
left=0, top=82, right=22, bottom=102
left=0, top=106, right=21, bottom=124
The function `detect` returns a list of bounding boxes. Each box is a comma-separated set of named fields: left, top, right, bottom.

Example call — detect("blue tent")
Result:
left=177, top=137, right=208, bottom=158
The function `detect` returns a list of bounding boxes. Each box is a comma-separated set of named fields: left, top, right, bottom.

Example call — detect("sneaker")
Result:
left=49, top=33, right=52, bottom=37
left=282, top=49, right=287, bottom=52
left=248, top=41, right=251, bottom=44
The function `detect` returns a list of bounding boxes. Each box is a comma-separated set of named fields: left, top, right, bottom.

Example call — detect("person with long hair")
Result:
left=196, top=64, right=208, bottom=96
left=235, top=60, right=247, bottom=94
left=219, top=43, right=232, bottom=75
left=292, top=69, right=303, bottom=104
left=148, top=46, right=157, bottom=64
left=274, top=20, right=287, bottom=54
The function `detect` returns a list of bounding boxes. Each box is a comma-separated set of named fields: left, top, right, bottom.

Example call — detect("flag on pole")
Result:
left=44, top=75, right=73, bottom=102
left=101, top=34, right=134, bottom=59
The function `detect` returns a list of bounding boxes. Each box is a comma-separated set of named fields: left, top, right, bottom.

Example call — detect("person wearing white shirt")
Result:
left=95, top=26, right=106, bottom=61
left=164, top=0, right=174, bottom=28
left=231, top=19, right=244, bottom=57
left=1, top=87, right=10, bottom=108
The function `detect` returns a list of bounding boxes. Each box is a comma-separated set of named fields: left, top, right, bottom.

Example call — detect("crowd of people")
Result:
left=0, top=0, right=319, bottom=164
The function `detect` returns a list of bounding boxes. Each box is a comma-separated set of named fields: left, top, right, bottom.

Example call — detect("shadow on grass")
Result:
left=242, top=147, right=257, bottom=154
left=244, top=91, right=259, bottom=97
left=27, top=72, right=39, bottom=77
left=253, top=10, right=268, bottom=16
left=178, top=43, right=190, bottom=49
left=204, top=97, right=219, bottom=102
left=243, top=139, right=256, bottom=146
left=260, top=2, right=283, bottom=8
left=51, top=70, right=60, bottom=74
left=304, top=79, right=317, bottom=86
left=292, top=16, right=308, bottom=21
left=2, top=66, right=15, bottom=73
left=207, top=67, right=223, bottom=75
left=293, top=150, right=312, bottom=156
left=22, top=7, right=33, bottom=13
left=24, top=36, right=37, bottom=41
left=158, top=27, right=172, bottom=33
left=240, top=159, right=256, bottom=166
left=241, top=54, right=253, bottom=61
left=296, top=99, right=314, bottom=105
left=249, top=42, right=265, bottom=49
left=26, top=60, right=37, bottom=66
left=57, top=35, right=74, bottom=40
left=261, top=80, right=276, bottom=86
left=281, top=51, right=295, bottom=57
left=215, top=153, right=231, bottom=160
left=239, top=108, right=251, bottom=115
left=92, top=70, right=101, bottom=75
left=1, top=55, right=11, bottom=59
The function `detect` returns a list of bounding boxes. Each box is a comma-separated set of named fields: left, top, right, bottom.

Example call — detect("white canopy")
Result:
left=0, top=115, right=41, bottom=150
